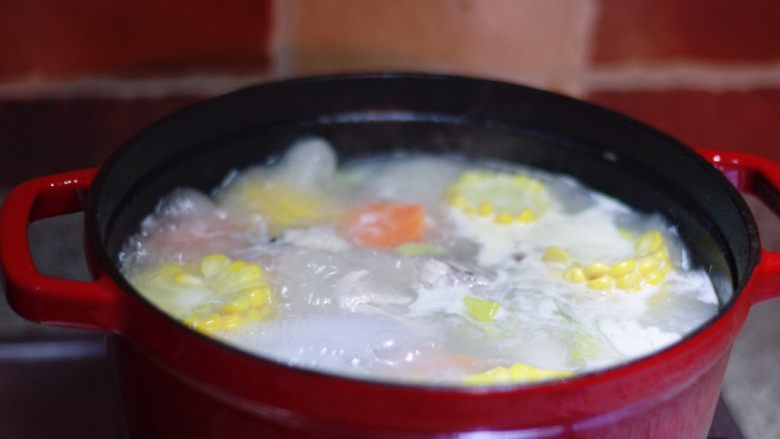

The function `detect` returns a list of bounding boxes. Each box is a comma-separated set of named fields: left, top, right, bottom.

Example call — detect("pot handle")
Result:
left=0, top=168, right=123, bottom=332
left=696, top=148, right=780, bottom=304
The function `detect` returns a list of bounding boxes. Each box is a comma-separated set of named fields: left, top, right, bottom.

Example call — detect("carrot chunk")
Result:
left=340, top=203, right=426, bottom=247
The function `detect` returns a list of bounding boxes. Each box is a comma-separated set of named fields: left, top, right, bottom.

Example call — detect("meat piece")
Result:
left=121, top=188, right=266, bottom=267
left=333, top=270, right=415, bottom=311
left=418, top=258, right=496, bottom=288
left=282, top=226, right=351, bottom=252
left=273, top=247, right=418, bottom=310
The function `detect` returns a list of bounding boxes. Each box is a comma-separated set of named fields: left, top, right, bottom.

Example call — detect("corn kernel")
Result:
left=445, top=171, right=549, bottom=226
left=221, top=295, right=252, bottom=314
left=194, top=314, right=222, bottom=334
left=636, top=231, right=663, bottom=256
left=610, top=259, right=636, bottom=277
left=173, top=272, right=203, bottom=287
left=225, top=260, right=248, bottom=274
left=182, top=314, right=198, bottom=327
left=201, top=253, right=231, bottom=277
left=515, top=209, right=536, bottom=223
left=245, top=286, right=271, bottom=308
left=234, top=264, right=264, bottom=282
left=244, top=308, right=264, bottom=322
left=652, top=247, right=669, bottom=262
left=563, top=266, right=586, bottom=284
left=644, top=270, right=666, bottom=285
left=477, top=202, right=494, bottom=216
left=616, top=272, right=641, bottom=290
left=637, top=256, right=660, bottom=275
left=229, top=181, right=329, bottom=235
left=584, top=262, right=610, bottom=279
left=543, top=246, right=571, bottom=263
left=587, top=275, right=613, bottom=291
left=494, top=213, right=514, bottom=225
left=222, top=314, right=244, bottom=331
left=158, top=263, right=183, bottom=277
left=449, top=195, right=468, bottom=208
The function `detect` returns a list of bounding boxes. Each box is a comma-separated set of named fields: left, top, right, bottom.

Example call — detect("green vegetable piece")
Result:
left=464, top=295, right=501, bottom=323
left=395, top=242, right=446, bottom=257
left=570, top=331, right=601, bottom=362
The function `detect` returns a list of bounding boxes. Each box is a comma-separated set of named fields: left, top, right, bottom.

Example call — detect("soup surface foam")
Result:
left=120, top=139, right=718, bottom=385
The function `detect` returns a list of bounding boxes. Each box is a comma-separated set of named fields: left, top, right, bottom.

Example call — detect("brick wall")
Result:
left=2, top=3, right=778, bottom=437
left=2, top=0, right=779, bottom=185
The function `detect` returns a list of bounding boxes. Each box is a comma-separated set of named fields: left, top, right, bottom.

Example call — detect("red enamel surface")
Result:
left=696, top=148, right=780, bottom=304
left=2, top=150, right=779, bottom=436
left=113, top=334, right=733, bottom=438
left=0, top=168, right=125, bottom=331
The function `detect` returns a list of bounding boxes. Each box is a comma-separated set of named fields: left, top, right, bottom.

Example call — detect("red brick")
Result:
left=593, top=0, right=780, bottom=65
left=0, top=1, right=272, bottom=81
left=0, top=97, right=202, bottom=185
left=588, top=89, right=780, bottom=162
left=592, top=88, right=780, bottom=248
left=289, top=0, right=593, bottom=89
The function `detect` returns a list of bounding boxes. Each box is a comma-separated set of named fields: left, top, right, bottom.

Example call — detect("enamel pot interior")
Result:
left=87, top=73, right=759, bottom=382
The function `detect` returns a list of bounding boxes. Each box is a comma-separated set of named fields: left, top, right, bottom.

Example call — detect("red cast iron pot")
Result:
left=2, top=74, right=780, bottom=438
